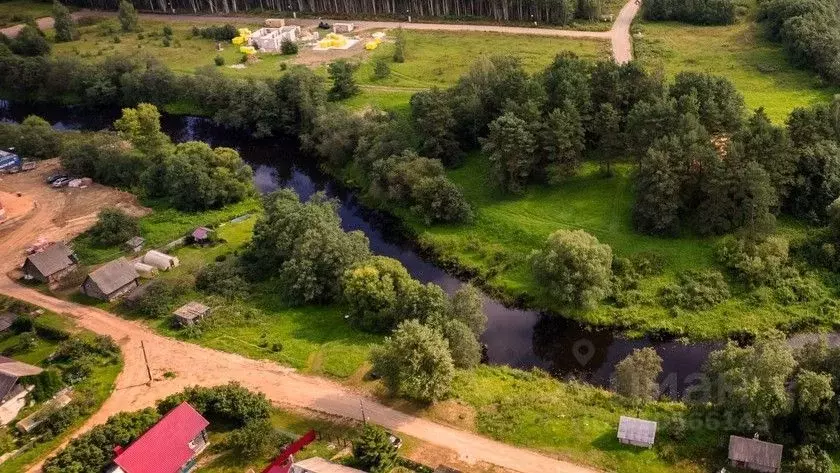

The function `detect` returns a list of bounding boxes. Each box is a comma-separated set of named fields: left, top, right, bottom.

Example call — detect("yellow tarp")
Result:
left=364, top=41, right=378, bottom=50
left=240, top=46, right=256, bottom=55
left=232, top=36, right=245, bottom=45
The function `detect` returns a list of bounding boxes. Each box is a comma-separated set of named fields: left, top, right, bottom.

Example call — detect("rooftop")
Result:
left=173, top=302, right=210, bottom=321
left=114, top=402, right=209, bottom=473
left=617, top=416, right=657, bottom=445
left=728, top=435, right=783, bottom=469
left=26, top=243, right=76, bottom=277
left=86, top=258, right=138, bottom=295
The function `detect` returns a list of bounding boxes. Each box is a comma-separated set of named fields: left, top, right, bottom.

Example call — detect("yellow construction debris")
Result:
left=239, top=46, right=256, bottom=55
left=318, top=33, right=348, bottom=49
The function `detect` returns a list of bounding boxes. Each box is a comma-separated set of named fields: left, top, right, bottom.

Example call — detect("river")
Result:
left=0, top=100, right=719, bottom=397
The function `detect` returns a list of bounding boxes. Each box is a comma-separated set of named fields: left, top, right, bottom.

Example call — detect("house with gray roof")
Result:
left=22, top=243, right=78, bottom=284
left=728, top=435, right=783, bottom=473
left=81, top=258, right=140, bottom=301
left=617, top=416, right=657, bottom=448
left=0, top=355, right=43, bottom=424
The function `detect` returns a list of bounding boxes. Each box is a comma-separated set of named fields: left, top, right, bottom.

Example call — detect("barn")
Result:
left=81, top=258, right=140, bottom=301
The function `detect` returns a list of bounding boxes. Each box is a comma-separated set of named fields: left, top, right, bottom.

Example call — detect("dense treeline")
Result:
left=61, top=0, right=609, bottom=24
left=643, top=0, right=736, bottom=25
left=758, top=0, right=840, bottom=85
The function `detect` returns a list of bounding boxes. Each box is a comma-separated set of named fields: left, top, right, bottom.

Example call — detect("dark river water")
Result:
left=0, top=100, right=719, bottom=397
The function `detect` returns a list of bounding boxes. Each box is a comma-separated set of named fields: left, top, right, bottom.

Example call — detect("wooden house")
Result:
left=22, top=243, right=78, bottom=283
left=728, top=435, right=783, bottom=473
left=81, top=258, right=140, bottom=301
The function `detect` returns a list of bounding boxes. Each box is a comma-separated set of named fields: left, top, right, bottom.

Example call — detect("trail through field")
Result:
left=0, top=0, right=640, bottom=62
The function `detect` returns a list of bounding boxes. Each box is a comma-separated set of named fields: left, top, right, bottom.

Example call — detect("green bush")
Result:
left=131, top=276, right=193, bottom=319
left=280, top=38, right=298, bottom=55
left=791, top=444, right=833, bottom=473
left=195, top=261, right=248, bottom=300
left=373, top=57, right=390, bottom=79
left=10, top=25, right=50, bottom=56
left=196, top=24, right=238, bottom=41
left=214, top=55, right=225, bottom=66
left=156, top=383, right=271, bottom=427
left=88, top=208, right=140, bottom=247
left=31, top=368, right=64, bottom=402
left=660, top=270, right=730, bottom=311
left=643, top=0, right=736, bottom=24
left=117, top=0, right=138, bottom=32
left=227, top=419, right=292, bottom=460
left=529, top=229, right=613, bottom=308
left=353, top=424, right=398, bottom=473
left=717, top=236, right=790, bottom=288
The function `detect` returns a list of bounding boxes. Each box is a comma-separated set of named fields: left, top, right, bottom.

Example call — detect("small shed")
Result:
left=333, top=22, right=354, bottom=33
left=617, top=416, right=657, bottom=448
left=142, top=250, right=180, bottom=271
left=22, top=243, right=78, bottom=283
left=123, top=236, right=145, bottom=253
left=728, top=435, right=783, bottom=473
left=81, top=258, right=140, bottom=301
left=174, top=302, right=211, bottom=326
left=0, top=313, right=17, bottom=332
left=190, top=227, right=213, bottom=245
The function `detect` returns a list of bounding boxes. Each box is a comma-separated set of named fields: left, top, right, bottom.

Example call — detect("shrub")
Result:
left=370, top=320, right=454, bottom=402
left=373, top=57, right=390, bottom=79
left=10, top=25, right=50, bottom=56
left=643, top=0, right=736, bottom=24
left=16, top=115, right=60, bottom=159
left=392, top=28, right=405, bottom=63
left=195, top=261, right=248, bottom=299
left=611, top=347, right=663, bottom=402
left=31, top=368, right=64, bottom=402
left=132, top=276, right=193, bottom=318
left=162, top=25, right=173, bottom=37
left=280, top=38, right=298, bottom=55
left=214, top=55, right=224, bottom=66
left=717, top=236, right=790, bottom=288
left=117, top=0, right=138, bottom=32
left=89, top=208, right=139, bottom=247
left=327, top=60, right=359, bottom=101
left=660, top=270, right=730, bottom=311
left=53, top=0, right=78, bottom=42
left=156, top=383, right=271, bottom=427
left=227, top=419, right=291, bottom=460
left=54, top=335, right=120, bottom=362
left=43, top=409, right=160, bottom=473
left=791, top=444, right=833, bottom=473
left=196, top=24, right=238, bottom=41
left=430, top=318, right=481, bottom=369
left=410, top=175, right=472, bottom=224
left=162, top=36, right=171, bottom=47
left=529, top=229, right=613, bottom=308
left=353, top=424, right=398, bottom=473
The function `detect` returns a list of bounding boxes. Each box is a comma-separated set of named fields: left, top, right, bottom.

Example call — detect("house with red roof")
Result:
left=107, top=402, right=210, bottom=473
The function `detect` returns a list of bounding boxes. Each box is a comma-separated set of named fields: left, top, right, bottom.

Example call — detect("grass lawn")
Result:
left=0, top=301, right=122, bottom=473
left=445, top=366, right=720, bottom=473
left=634, top=19, right=839, bottom=123
left=405, top=155, right=838, bottom=339
left=0, top=0, right=60, bottom=27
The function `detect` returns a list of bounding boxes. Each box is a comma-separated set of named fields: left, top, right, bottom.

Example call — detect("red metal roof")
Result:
left=113, top=402, right=209, bottom=473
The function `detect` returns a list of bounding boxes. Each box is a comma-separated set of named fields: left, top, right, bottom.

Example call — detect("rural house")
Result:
left=617, top=416, right=657, bottom=448
left=291, top=457, right=366, bottom=473
left=0, top=356, right=43, bottom=424
left=81, top=258, right=140, bottom=301
left=728, top=435, right=783, bottom=473
left=173, top=302, right=211, bottom=326
left=108, top=402, right=209, bottom=473
left=22, top=242, right=78, bottom=284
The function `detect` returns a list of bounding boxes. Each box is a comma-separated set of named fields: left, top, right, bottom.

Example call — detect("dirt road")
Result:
left=0, top=166, right=598, bottom=473
left=2, top=282, right=599, bottom=473
left=1, top=1, right=641, bottom=62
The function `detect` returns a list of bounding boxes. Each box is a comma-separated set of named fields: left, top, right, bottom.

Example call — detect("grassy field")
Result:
left=0, top=0, right=59, bottom=27
left=402, top=155, right=837, bottom=339
left=634, top=19, right=839, bottom=123
left=0, top=302, right=122, bottom=473
left=443, top=366, right=720, bottom=473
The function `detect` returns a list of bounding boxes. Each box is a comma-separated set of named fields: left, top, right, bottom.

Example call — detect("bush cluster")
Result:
left=155, top=382, right=271, bottom=427
left=660, top=270, right=730, bottom=311
left=643, top=0, right=736, bottom=24
left=89, top=208, right=140, bottom=247
left=193, top=24, right=238, bottom=41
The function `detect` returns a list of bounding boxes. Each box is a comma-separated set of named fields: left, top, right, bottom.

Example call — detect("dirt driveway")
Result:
left=0, top=159, right=148, bottom=268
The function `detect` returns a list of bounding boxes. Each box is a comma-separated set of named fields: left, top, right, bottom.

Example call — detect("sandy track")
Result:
left=2, top=281, right=599, bottom=473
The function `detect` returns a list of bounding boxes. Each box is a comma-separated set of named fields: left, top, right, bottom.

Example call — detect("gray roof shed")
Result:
left=86, top=258, right=139, bottom=295
left=617, top=416, right=657, bottom=448
left=173, top=302, right=211, bottom=325
left=728, top=435, right=783, bottom=473
left=0, top=312, right=18, bottom=332
left=25, top=243, right=75, bottom=278
left=0, top=355, right=43, bottom=400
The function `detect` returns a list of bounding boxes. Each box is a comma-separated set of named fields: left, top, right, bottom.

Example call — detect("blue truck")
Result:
left=0, top=149, right=21, bottom=173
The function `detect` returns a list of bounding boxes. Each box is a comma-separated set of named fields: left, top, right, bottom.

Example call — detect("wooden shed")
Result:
left=174, top=302, right=211, bottom=326
left=22, top=243, right=78, bottom=284
left=617, top=416, right=657, bottom=448
left=728, top=435, right=783, bottom=473
left=81, top=258, right=140, bottom=301
left=123, top=236, right=145, bottom=253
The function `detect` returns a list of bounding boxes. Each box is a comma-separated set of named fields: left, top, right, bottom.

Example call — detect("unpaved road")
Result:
left=0, top=168, right=598, bottom=473
left=1, top=0, right=640, bottom=62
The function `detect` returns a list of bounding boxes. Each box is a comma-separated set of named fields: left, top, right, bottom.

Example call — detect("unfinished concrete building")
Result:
left=250, top=26, right=301, bottom=52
